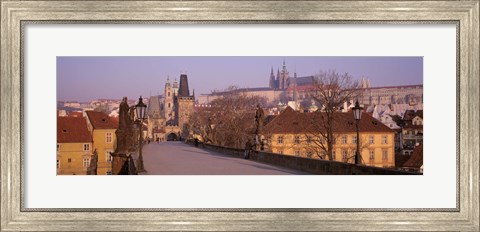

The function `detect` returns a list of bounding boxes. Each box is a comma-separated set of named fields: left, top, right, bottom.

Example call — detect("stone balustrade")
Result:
left=186, top=140, right=419, bottom=175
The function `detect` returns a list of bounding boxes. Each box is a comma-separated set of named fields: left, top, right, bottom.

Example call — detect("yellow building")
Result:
left=57, top=116, right=95, bottom=175
left=264, top=107, right=395, bottom=168
left=85, top=111, right=118, bottom=175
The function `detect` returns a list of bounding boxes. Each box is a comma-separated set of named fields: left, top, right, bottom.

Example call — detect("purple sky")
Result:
left=57, top=56, right=423, bottom=102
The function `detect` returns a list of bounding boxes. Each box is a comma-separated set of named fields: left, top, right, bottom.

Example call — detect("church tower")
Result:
left=172, top=78, right=179, bottom=95
left=164, top=76, right=174, bottom=122
left=175, top=73, right=195, bottom=135
left=276, top=68, right=280, bottom=89
left=279, top=60, right=290, bottom=90
left=269, top=67, right=276, bottom=89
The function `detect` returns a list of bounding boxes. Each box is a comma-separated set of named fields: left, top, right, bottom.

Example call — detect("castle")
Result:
left=147, top=74, right=195, bottom=141
left=198, top=61, right=423, bottom=108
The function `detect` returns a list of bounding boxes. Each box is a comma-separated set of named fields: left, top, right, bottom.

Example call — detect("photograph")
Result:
left=2, top=0, right=478, bottom=230
left=57, top=56, right=423, bottom=175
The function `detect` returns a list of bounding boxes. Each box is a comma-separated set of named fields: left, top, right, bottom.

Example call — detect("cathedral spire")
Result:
left=269, top=67, right=276, bottom=89
left=165, top=75, right=171, bottom=88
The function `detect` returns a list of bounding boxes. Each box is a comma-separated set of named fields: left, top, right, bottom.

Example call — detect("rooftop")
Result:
left=57, top=117, right=93, bottom=143
left=264, top=106, right=394, bottom=134
left=85, top=111, right=118, bottom=129
left=403, top=144, right=423, bottom=168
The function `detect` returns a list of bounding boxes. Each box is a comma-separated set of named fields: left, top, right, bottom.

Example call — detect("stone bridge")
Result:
left=133, top=140, right=417, bottom=175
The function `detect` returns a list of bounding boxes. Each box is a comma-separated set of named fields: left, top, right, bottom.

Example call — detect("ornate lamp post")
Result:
left=352, top=100, right=363, bottom=165
left=135, top=96, right=147, bottom=172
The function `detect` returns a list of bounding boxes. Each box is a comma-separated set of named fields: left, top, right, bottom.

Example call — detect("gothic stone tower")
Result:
left=164, top=77, right=174, bottom=122
left=175, top=74, right=195, bottom=134
left=269, top=67, right=276, bottom=89
left=279, top=60, right=290, bottom=90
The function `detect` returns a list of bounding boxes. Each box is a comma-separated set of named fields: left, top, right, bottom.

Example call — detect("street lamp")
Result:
left=135, top=96, right=147, bottom=172
left=352, top=100, right=363, bottom=165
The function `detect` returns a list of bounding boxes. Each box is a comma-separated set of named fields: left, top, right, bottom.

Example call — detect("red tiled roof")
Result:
left=57, top=117, right=93, bottom=143
left=403, top=144, right=423, bottom=168
left=403, top=110, right=423, bottom=121
left=264, top=106, right=393, bottom=134
left=68, top=112, right=83, bottom=118
left=85, top=111, right=118, bottom=129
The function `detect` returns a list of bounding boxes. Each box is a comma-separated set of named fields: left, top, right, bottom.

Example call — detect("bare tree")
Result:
left=188, top=86, right=267, bottom=148
left=307, top=70, right=361, bottom=160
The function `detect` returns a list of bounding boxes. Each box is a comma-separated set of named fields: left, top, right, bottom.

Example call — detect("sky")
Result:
left=57, top=56, right=423, bottom=102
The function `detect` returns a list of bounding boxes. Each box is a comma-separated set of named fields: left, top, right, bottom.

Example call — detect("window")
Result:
left=106, top=132, right=112, bottom=143
left=57, top=159, right=60, bottom=169
left=278, top=150, right=284, bottom=154
left=306, top=151, right=313, bottom=158
left=306, top=136, right=312, bottom=144
left=68, top=158, right=72, bottom=163
left=106, top=152, right=112, bottom=162
left=57, top=144, right=59, bottom=152
left=369, top=150, right=375, bottom=160
left=382, top=150, right=388, bottom=161
left=294, top=136, right=300, bottom=144
left=342, top=150, right=348, bottom=160
left=106, top=171, right=112, bottom=175
left=83, top=143, right=90, bottom=151
left=83, top=158, right=90, bottom=167
left=382, top=135, right=388, bottom=144
left=277, top=136, right=284, bottom=144
left=369, top=135, right=375, bottom=144
left=341, top=135, right=347, bottom=144
left=320, top=151, right=327, bottom=159
left=294, top=150, right=301, bottom=156
left=352, top=135, right=357, bottom=144
left=168, top=92, right=170, bottom=97
left=168, top=103, right=171, bottom=108
left=332, top=151, right=336, bottom=160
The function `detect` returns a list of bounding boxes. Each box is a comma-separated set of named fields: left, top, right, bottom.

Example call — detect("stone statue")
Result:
left=255, top=104, right=265, bottom=134
left=119, top=97, right=130, bottom=129
left=115, top=97, right=134, bottom=153
left=127, top=106, right=137, bottom=151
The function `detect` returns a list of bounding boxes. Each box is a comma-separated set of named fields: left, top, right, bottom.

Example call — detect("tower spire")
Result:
left=269, top=67, right=276, bottom=89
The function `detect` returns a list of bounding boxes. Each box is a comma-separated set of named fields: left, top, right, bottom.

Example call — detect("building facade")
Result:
left=263, top=107, right=396, bottom=168
left=85, top=111, right=118, bottom=175
left=57, top=117, right=95, bottom=175
left=401, top=110, right=424, bottom=155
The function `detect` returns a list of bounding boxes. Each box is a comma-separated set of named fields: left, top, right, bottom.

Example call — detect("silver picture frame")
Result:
left=1, top=1, right=479, bottom=231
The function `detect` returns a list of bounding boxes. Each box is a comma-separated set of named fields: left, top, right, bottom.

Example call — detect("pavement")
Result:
left=139, top=142, right=307, bottom=175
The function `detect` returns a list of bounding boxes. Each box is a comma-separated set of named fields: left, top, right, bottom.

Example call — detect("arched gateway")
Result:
left=166, top=133, right=178, bottom=141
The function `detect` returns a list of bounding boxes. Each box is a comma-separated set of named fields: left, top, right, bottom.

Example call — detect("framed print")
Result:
left=1, top=0, right=479, bottom=231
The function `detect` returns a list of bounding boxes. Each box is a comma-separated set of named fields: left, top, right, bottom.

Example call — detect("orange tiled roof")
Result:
left=57, top=117, right=93, bottom=143
left=403, top=144, right=423, bottom=168
left=85, top=111, right=118, bottom=129
left=264, top=106, right=393, bottom=134
left=68, top=112, right=83, bottom=118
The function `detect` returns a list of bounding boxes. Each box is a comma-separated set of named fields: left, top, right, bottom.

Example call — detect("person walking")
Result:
left=244, top=139, right=252, bottom=159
